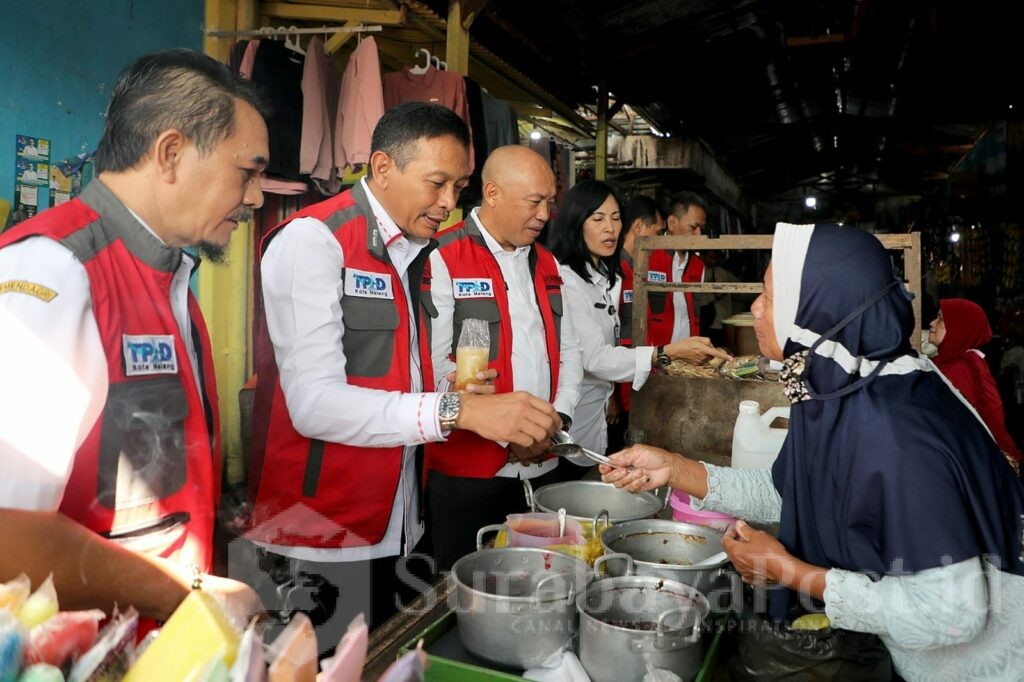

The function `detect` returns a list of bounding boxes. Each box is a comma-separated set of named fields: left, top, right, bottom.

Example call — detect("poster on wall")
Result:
left=13, top=134, right=50, bottom=219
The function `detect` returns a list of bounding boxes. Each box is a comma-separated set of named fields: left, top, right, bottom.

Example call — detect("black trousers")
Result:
left=426, top=467, right=561, bottom=571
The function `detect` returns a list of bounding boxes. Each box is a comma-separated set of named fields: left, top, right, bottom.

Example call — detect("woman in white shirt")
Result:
left=549, top=180, right=728, bottom=478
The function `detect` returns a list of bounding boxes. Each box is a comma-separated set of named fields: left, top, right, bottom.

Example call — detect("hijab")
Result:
left=768, top=224, right=1024, bottom=619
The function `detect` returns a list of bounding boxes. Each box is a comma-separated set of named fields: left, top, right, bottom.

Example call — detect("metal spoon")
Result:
left=549, top=442, right=630, bottom=469
left=557, top=507, right=567, bottom=537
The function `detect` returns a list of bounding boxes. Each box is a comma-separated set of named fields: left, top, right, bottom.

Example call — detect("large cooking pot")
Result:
left=577, top=572, right=708, bottom=682
left=598, top=519, right=739, bottom=610
left=450, top=545, right=591, bottom=669
left=523, top=479, right=670, bottom=526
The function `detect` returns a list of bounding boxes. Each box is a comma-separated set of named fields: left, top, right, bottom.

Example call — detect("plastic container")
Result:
left=503, top=513, right=585, bottom=548
left=669, top=491, right=736, bottom=532
left=731, top=400, right=790, bottom=469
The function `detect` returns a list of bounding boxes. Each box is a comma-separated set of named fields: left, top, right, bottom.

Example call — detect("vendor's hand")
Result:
left=444, top=368, right=498, bottom=395
left=606, top=393, right=622, bottom=425
left=458, top=392, right=559, bottom=448
left=599, top=444, right=676, bottom=492
left=665, top=337, right=732, bottom=364
left=509, top=440, right=551, bottom=466
left=722, top=520, right=793, bottom=586
left=198, top=574, right=265, bottom=630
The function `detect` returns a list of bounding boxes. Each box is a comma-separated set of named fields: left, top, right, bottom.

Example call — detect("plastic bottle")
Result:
left=731, top=400, right=790, bottom=469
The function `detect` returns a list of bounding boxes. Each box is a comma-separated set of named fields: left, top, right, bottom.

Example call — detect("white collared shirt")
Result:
left=671, top=251, right=704, bottom=342
left=257, top=177, right=444, bottom=562
left=559, top=262, right=654, bottom=458
left=427, top=208, right=583, bottom=479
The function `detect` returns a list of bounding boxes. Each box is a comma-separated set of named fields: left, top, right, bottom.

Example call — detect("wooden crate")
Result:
left=629, top=231, right=922, bottom=462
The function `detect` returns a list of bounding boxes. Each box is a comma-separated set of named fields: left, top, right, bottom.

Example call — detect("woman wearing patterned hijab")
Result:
left=930, top=298, right=1023, bottom=471
left=601, top=223, right=1024, bottom=681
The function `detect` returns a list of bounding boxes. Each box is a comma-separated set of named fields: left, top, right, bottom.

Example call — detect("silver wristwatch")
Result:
left=438, top=392, right=461, bottom=431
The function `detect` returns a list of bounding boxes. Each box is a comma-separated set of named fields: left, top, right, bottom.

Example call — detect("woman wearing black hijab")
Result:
left=601, top=223, right=1024, bottom=680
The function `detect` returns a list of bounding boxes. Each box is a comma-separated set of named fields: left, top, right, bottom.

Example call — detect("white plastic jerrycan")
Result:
left=731, top=400, right=790, bottom=469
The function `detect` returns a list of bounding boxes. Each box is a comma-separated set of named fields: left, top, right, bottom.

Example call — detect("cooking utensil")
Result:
left=577, top=573, right=708, bottom=682
left=523, top=480, right=670, bottom=526
left=549, top=442, right=628, bottom=468
left=599, top=519, right=740, bottom=609
left=450, top=547, right=591, bottom=669
left=557, top=508, right=566, bottom=537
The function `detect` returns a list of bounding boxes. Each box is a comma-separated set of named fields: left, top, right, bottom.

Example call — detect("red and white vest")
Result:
left=421, top=216, right=563, bottom=478
left=646, top=250, right=704, bottom=346
left=0, top=180, right=221, bottom=571
left=249, top=182, right=432, bottom=548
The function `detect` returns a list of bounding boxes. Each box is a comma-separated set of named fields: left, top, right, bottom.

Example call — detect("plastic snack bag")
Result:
left=24, top=610, right=105, bottom=668
left=320, top=614, right=368, bottom=682
left=17, top=577, right=58, bottom=630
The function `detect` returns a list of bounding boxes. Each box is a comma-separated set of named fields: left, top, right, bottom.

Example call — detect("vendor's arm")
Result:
left=601, top=446, right=782, bottom=524
left=723, top=521, right=988, bottom=650
left=561, top=270, right=654, bottom=390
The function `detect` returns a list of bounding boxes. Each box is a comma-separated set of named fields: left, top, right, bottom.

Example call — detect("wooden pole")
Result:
left=595, top=82, right=608, bottom=180
left=446, top=1, right=470, bottom=75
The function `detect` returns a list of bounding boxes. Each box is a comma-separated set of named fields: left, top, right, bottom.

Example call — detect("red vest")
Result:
left=617, top=255, right=636, bottom=412
left=0, top=180, right=221, bottom=571
left=646, top=250, right=704, bottom=346
left=249, top=183, right=432, bottom=548
left=422, top=216, right=563, bottom=478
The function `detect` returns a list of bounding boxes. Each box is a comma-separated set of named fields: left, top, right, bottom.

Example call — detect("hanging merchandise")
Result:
left=251, top=40, right=305, bottom=182
left=300, top=36, right=342, bottom=195
left=960, top=225, right=989, bottom=289
left=334, top=36, right=384, bottom=176
left=1002, top=223, right=1021, bottom=291
left=383, top=61, right=475, bottom=171
left=480, top=91, right=519, bottom=152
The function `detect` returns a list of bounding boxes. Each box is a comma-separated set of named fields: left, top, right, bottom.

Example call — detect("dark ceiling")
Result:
left=425, top=0, right=1022, bottom=205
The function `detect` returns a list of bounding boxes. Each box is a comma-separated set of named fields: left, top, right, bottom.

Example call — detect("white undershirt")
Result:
left=427, top=208, right=582, bottom=478
left=670, top=251, right=700, bottom=342
left=255, top=178, right=444, bottom=562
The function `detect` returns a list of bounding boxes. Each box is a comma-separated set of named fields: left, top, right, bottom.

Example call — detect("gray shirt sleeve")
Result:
left=689, top=462, right=782, bottom=524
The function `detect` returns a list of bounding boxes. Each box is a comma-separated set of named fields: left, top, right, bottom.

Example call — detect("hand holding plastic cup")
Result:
left=455, top=319, right=490, bottom=392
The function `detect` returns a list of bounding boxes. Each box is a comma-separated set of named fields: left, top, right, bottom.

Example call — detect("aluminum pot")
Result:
left=599, top=519, right=740, bottom=610
left=577, top=572, right=708, bottom=682
left=523, top=479, right=670, bottom=527
left=450, top=545, right=591, bottom=669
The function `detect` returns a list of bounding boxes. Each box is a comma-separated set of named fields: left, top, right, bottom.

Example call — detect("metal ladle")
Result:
left=548, top=441, right=631, bottom=469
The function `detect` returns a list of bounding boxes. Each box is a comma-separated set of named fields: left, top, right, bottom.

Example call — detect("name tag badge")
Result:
left=123, top=334, right=178, bottom=376
left=648, top=271, right=667, bottom=283
left=623, top=290, right=634, bottom=303
left=453, top=278, right=495, bottom=299
left=344, top=268, right=394, bottom=299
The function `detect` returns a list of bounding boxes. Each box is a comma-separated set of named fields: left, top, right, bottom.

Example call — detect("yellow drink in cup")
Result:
left=455, top=346, right=489, bottom=391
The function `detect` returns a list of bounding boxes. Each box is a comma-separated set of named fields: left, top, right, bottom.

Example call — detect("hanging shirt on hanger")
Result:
left=300, top=37, right=342, bottom=195
left=481, top=91, right=519, bottom=152
left=335, top=36, right=385, bottom=173
left=383, top=66, right=474, bottom=172
left=251, top=39, right=305, bottom=181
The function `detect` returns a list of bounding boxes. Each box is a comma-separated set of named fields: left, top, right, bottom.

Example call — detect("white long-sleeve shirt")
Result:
left=427, top=208, right=582, bottom=478
left=693, top=462, right=1024, bottom=680
left=0, top=208, right=199, bottom=512
left=559, top=263, right=653, bottom=459
left=258, top=178, right=446, bottom=562
left=670, top=251, right=703, bottom=342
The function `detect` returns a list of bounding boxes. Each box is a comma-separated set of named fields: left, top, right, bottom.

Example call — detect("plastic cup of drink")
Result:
left=455, top=346, right=489, bottom=391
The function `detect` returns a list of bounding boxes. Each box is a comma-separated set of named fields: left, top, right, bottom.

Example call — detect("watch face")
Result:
left=658, top=354, right=672, bottom=367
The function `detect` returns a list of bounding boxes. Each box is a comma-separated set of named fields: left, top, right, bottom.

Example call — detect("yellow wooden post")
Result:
left=446, top=1, right=470, bottom=75
left=202, top=0, right=253, bottom=487
left=595, top=83, right=608, bottom=180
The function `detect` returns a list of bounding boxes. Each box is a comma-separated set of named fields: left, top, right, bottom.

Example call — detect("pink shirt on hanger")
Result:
left=382, top=66, right=474, bottom=172
left=335, top=36, right=385, bottom=172
left=300, top=36, right=342, bottom=194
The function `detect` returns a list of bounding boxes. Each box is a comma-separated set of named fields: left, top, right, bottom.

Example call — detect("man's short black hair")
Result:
left=622, top=194, right=664, bottom=234
left=550, top=179, right=627, bottom=288
left=95, top=49, right=269, bottom=173
left=665, top=191, right=708, bottom=218
left=369, top=102, right=470, bottom=174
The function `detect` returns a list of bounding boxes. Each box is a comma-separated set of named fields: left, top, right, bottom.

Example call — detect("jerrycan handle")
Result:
left=761, top=406, right=791, bottom=432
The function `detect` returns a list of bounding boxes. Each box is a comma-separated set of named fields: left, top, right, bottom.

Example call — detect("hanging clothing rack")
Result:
left=205, top=24, right=382, bottom=38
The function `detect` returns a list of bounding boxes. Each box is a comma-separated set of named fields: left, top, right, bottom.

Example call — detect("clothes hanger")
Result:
left=409, top=47, right=431, bottom=75
left=283, top=26, right=305, bottom=55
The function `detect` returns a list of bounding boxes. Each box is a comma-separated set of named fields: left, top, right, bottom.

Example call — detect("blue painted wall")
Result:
left=0, top=0, right=205, bottom=210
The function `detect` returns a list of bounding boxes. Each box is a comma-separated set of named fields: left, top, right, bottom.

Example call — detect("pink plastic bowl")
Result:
left=669, top=491, right=736, bottom=532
